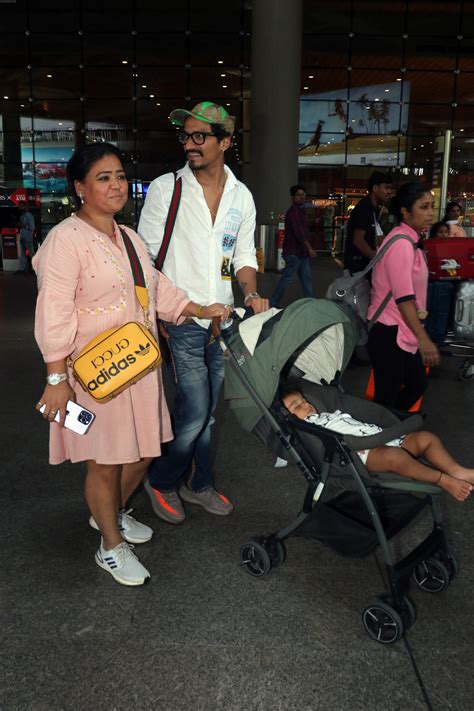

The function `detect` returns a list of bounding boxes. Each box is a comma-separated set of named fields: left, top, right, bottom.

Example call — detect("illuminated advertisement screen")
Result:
left=299, top=81, right=410, bottom=166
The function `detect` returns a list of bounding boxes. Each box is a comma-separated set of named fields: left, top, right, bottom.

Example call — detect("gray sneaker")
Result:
left=144, top=479, right=185, bottom=524
left=179, top=484, right=234, bottom=516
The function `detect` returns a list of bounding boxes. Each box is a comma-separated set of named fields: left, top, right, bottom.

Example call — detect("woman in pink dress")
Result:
left=367, top=182, right=440, bottom=410
left=33, top=143, right=230, bottom=587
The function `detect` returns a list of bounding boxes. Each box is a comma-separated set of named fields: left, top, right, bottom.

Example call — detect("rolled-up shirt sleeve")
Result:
left=383, top=240, right=416, bottom=303
left=33, top=228, right=80, bottom=362
left=232, top=189, right=258, bottom=273
left=155, top=271, right=190, bottom=324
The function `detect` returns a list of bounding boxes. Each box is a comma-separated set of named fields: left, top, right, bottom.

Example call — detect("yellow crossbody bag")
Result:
left=72, top=229, right=161, bottom=403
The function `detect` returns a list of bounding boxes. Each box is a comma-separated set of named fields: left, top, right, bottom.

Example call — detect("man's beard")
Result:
left=188, top=160, right=205, bottom=170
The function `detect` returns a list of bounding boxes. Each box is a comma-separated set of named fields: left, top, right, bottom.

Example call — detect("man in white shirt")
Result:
left=138, top=101, right=269, bottom=523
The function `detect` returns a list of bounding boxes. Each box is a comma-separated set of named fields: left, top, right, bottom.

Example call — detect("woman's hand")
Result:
left=36, top=381, right=76, bottom=426
left=418, top=332, right=441, bottom=367
left=201, top=303, right=233, bottom=322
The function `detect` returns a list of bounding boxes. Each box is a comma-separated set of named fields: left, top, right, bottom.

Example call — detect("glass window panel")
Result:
left=300, top=69, right=349, bottom=95
left=353, top=2, right=406, bottom=35
left=347, top=101, right=404, bottom=135
left=350, top=69, right=406, bottom=93
left=136, top=100, right=177, bottom=131
left=85, top=100, right=134, bottom=129
left=408, top=136, right=436, bottom=166
left=137, top=131, right=183, bottom=163
left=1, top=34, right=29, bottom=67
left=351, top=37, right=403, bottom=68
left=83, top=10, right=134, bottom=31
left=304, top=1, right=351, bottom=34
left=0, top=6, right=27, bottom=24
left=136, top=33, right=186, bottom=66
left=403, top=70, right=455, bottom=103
left=303, top=35, right=350, bottom=67
left=85, top=68, right=132, bottom=99
left=28, top=10, right=79, bottom=32
left=453, top=106, right=474, bottom=136
left=405, top=38, right=456, bottom=71
left=408, top=104, right=453, bottom=134
left=345, top=132, right=402, bottom=168
left=135, top=3, right=187, bottom=32
left=450, top=137, right=474, bottom=171
left=32, top=101, right=83, bottom=126
left=137, top=162, right=182, bottom=182
left=189, top=4, right=244, bottom=32
left=30, top=34, right=81, bottom=66
left=456, top=73, right=474, bottom=105
left=0, top=69, right=30, bottom=100
left=458, top=38, right=474, bottom=71
left=133, top=68, right=187, bottom=98
left=32, top=69, right=82, bottom=99
left=190, top=68, right=245, bottom=98
left=189, top=34, right=243, bottom=66
left=84, top=34, right=133, bottom=65
left=407, top=2, right=462, bottom=36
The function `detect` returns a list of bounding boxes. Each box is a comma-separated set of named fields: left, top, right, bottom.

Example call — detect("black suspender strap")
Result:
left=154, top=172, right=182, bottom=271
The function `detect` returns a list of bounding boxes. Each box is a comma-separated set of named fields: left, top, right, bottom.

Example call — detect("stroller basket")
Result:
left=293, top=490, right=429, bottom=558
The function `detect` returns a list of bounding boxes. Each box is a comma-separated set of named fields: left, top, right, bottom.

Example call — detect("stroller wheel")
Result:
left=362, top=600, right=404, bottom=644
left=433, top=546, right=460, bottom=582
left=412, top=558, right=450, bottom=593
left=240, top=538, right=272, bottom=577
left=268, top=539, right=287, bottom=568
left=379, top=592, right=417, bottom=631
left=458, top=359, right=474, bottom=382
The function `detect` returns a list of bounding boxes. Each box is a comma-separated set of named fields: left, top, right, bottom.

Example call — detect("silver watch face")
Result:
left=47, top=373, right=65, bottom=385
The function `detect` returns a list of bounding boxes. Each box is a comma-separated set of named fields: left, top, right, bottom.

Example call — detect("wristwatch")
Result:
left=244, top=292, right=260, bottom=305
left=46, top=372, right=68, bottom=385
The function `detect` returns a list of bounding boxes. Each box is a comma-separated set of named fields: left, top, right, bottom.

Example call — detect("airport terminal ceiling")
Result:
left=1, top=0, right=473, bottom=230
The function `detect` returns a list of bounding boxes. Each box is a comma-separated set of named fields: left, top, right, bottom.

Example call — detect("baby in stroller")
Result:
left=282, top=388, right=474, bottom=502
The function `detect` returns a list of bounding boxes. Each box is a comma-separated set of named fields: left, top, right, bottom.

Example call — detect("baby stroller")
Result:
left=219, top=298, right=459, bottom=644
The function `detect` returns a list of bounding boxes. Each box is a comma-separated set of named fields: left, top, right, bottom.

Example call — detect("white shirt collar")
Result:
left=178, top=162, right=238, bottom=194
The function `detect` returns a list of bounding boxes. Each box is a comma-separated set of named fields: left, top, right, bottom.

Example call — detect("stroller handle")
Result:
left=211, top=308, right=254, bottom=340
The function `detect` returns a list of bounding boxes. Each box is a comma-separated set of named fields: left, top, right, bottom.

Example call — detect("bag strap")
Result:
left=154, top=171, right=182, bottom=271
left=358, top=233, right=416, bottom=279
left=119, top=227, right=151, bottom=327
left=365, top=234, right=418, bottom=331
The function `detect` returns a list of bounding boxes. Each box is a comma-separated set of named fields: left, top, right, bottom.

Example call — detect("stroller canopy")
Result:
left=224, top=298, right=356, bottom=433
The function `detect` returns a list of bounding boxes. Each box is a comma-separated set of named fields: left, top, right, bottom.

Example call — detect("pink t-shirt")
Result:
left=367, top=223, right=428, bottom=353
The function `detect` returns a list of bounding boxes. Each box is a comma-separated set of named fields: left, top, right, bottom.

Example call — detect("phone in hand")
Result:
left=39, top=400, right=95, bottom=435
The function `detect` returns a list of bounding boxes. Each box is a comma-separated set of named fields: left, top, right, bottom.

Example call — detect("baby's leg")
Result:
left=365, top=446, right=472, bottom=502
left=402, top=432, right=474, bottom=485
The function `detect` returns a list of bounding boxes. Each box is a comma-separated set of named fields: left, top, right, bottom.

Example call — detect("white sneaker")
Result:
left=89, top=508, right=153, bottom=544
left=95, top=542, right=151, bottom=586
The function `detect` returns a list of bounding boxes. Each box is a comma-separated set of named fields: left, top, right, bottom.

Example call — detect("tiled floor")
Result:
left=1, top=256, right=473, bottom=710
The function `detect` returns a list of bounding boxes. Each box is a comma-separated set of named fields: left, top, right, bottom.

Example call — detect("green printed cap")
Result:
left=169, top=101, right=235, bottom=133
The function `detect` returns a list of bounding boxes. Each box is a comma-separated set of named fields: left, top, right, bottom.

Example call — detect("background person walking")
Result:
left=270, top=185, right=316, bottom=308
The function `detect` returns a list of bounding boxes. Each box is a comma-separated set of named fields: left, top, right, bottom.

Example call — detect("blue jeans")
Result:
left=148, top=322, right=231, bottom=493
left=270, top=254, right=314, bottom=307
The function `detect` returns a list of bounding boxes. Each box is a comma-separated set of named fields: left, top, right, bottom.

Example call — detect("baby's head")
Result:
left=281, top=390, right=317, bottom=420
left=429, top=221, right=449, bottom=238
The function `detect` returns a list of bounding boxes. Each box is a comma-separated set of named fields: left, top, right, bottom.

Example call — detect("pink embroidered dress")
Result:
left=33, top=215, right=190, bottom=465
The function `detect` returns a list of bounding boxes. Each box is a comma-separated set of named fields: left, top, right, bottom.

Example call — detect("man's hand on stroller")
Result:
left=244, top=294, right=270, bottom=314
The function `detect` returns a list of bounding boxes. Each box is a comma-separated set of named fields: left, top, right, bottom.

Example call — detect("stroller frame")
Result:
left=218, top=315, right=460, bottom=644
